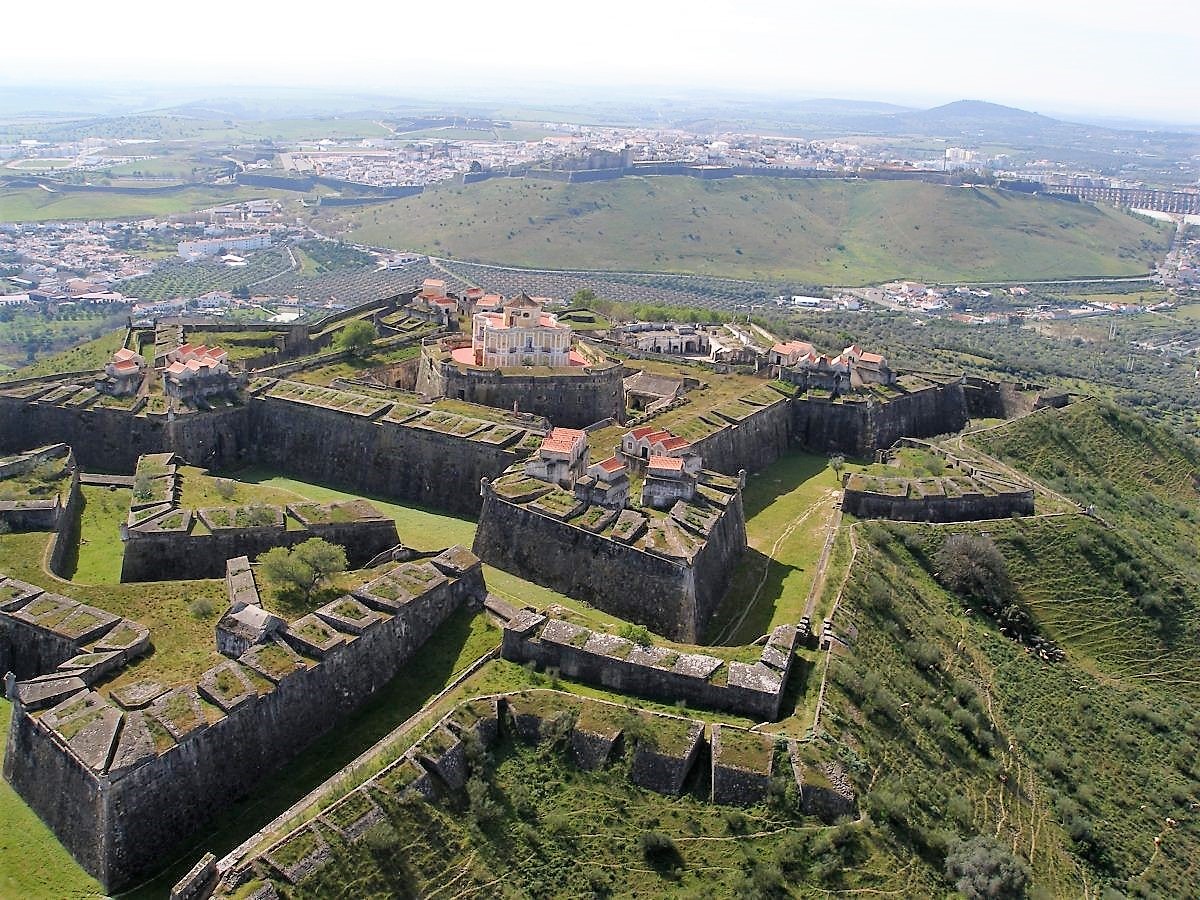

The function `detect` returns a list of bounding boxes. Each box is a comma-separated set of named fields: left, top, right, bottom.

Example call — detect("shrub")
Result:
left=640, top=830, right=680, bottom=869
left=618, top=622, right=653, bottom=647
left=188, top=597, right=215, bottom=619
left=944, top=835, right=1031, bottom=899
left=213, top=478, right=237, bottom=501
left=934, top=534, right=1011, bottom=606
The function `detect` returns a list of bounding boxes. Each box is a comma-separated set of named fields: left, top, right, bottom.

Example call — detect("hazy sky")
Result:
left=5, top=0, right=1198, bottom=121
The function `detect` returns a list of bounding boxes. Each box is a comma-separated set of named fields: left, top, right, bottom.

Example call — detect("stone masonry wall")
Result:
left=120, top=517, right=399, bottom=582
left=247, top=397, right=522, bottom=516
left=691, top=393, right=793, bottom=475
left=791, top=381, right=969, bottom=457
left=417, top=348, right=625, bottom=429
left=474, top=488, right=746, bottom=643
left=3, top=552, right=483, bottom=892
left=841, top=486, right=1034, bottom=522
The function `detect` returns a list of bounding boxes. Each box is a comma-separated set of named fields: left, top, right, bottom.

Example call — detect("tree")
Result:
left=829, top=454, right=845, bottom=478
left=570, top=288, right=597, bottom=306
left=336, top=319, right=376, bottom=356
left=945, top=835, right=1031, bottom=899
left=934, top=533, right=1011, bottom=607
left=257, top=537, right=347, bottom=603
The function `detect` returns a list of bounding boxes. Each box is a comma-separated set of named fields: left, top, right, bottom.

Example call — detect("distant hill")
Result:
left=314, top=175, right=1169, bottom=285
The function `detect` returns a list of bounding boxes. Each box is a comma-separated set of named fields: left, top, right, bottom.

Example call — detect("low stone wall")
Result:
left=500, top=613, right=801, bottom=721
left=2, top=548, right=483, bottom=892
left=841, top=485, right=1034, bottom=522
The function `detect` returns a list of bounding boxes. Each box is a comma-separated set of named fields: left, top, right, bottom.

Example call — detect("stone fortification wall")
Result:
left=500, top=612, right=800, bottom=720
left=474, top=481, right=746, bottom=643
left=3, top=549, right=483, bottom=892
left=0, top=399, right=253, bottom=473
left=47, top=468, right=83, bottom=578
left=0, top=387, right=527, bottom=516
left=691, top=392, right=793, bottom=474
left=247, top=396, right=524, bottom=516
left=120, top=515, right=399, bottom=582
left=961, top=376, right=1038, bottom=420
left=417, top=346, right=625, bottom=428
left=791, top=380, right=968, bottom=457
left=841, top=485, right=1033, bottom=522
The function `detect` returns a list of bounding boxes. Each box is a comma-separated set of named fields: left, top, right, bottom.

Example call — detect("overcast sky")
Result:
left=5, top=0, right=1198, bottom=122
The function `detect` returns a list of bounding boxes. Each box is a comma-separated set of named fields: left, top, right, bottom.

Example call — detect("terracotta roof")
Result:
left=112, top=359, right=139, bottom=372
left=772, top=340, right=813, bottom=356
left=656, top=436, right=690, bottom=452
left=628, top=426, right=656, bottom=440
left=646, top=430, right=673, bottom=445
left=540, top=439, right=576, bottom=454
left=548, top=427, right=586, bottom=442
left=596, top=456, right=625, bottom=473
left=647, top=455, right=684, bottom=472
left=859, top=351, right=885, bottom=364
left=113, top=347, right=139, bottom=362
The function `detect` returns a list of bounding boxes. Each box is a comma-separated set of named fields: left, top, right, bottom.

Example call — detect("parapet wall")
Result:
left=2, top=548, right=483, bottom=892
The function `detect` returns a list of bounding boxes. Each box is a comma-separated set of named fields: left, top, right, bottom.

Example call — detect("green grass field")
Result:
left=706, top=451, right=843, bottom=645
left=0, top=185, right=294, bottom=223
left=313, top=176, right=1168, bottom=285
left=0, top=702, right=104, bottom=900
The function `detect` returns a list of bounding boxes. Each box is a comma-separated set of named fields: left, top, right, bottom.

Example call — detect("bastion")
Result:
left=474, top=466, right=748, bottom=642
left=499, top=607, right=802, bottom=720
left=841, top=442, right=1034, bottom=522
left=2, top=546, right=484, bottom=893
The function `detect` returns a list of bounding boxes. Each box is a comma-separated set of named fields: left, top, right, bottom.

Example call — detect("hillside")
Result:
left=314, top=176, right=1168, bottom=285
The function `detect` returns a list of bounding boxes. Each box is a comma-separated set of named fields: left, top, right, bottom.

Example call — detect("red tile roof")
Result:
left=647, top=455, right=684, bottom=472
left=656, top=436, right=690, bottom=452
left=596, top=456, right=625, bottom=473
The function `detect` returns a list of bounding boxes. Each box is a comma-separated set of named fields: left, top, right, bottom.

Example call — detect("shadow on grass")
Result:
left=119, top=606, right=494, bottom=899
left=704, top=547, right=797, bottom=646
left=740, top=452, right=831, bottom=521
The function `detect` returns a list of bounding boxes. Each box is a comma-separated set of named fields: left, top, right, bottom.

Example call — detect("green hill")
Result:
left=314, top=176, right=1168, bottom=285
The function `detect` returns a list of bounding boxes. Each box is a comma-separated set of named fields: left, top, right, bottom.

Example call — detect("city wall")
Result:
left=692, top=392, right=793, bottom=474
left=246, top=396, right=524, bottom=516
left=791, top=380, right=969, bottom=457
